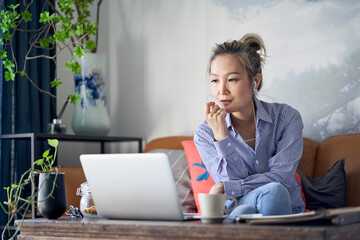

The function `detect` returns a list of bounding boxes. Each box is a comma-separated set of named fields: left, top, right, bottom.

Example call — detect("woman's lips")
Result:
left=220, top=100, right=232, bottom=105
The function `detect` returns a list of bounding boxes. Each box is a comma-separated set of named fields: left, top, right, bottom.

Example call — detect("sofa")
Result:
left=143, top=134, right=360, bottom=209
left=63, top=133, right=360, bottom=214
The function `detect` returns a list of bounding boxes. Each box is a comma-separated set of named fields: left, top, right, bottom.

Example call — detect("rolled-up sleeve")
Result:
left=194, top=124, right=250, bottom=184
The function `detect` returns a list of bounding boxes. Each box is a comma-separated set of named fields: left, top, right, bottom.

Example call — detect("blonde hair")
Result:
left=209, top=33, right=267, bottom=90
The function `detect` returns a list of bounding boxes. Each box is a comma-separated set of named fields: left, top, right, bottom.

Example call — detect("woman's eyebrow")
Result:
left=226, top=72, right=242, bottom=75
left=210, top=72, right=242, bottom=76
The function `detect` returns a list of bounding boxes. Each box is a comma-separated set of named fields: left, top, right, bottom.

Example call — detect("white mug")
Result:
left=198, top=193, right=237, bottom=217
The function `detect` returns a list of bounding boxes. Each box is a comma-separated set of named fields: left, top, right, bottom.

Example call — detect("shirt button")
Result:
left=227, top=143, right=231, bottom=147
left=255, top=160, right=259, bottom=165
left=231, top=191, right=235, bottom=195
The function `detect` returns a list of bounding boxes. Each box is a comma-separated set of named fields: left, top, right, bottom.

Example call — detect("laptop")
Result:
left=80, top=153, right=195, bottom=221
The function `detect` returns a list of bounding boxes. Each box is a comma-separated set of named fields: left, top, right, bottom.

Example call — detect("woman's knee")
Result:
left=265, top=182, right=290, bottom=199
left=258, top=182, right=292, bottom=216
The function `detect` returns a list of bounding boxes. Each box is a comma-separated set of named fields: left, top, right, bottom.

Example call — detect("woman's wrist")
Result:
left=214, top=132, right=227, bottom=142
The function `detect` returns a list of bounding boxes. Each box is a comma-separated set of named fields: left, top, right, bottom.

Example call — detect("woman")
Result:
left=194, top=33, right=304, bottom=217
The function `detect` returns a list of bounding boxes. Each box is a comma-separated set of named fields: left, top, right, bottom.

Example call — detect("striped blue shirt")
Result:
left=194, top=97, right=305, bottom=213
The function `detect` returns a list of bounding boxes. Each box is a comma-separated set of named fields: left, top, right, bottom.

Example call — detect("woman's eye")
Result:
left=210, top=79, right=218, bottom=83
left=228, top=78, right=238, bottom=82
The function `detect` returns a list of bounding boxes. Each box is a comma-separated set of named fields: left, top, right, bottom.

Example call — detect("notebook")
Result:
left=79, top=153, right=195, bottom=221
left=237, top=207, right=360, bottom=225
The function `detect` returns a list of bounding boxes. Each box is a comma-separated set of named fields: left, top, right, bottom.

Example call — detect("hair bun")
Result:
left=239, top=33, right=266, bottom=55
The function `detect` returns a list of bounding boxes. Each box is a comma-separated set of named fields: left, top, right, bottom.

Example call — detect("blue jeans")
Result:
left=226, top=182, right=292, bottom=218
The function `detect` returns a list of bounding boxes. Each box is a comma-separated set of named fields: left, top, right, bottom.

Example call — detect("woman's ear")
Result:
left=253, top=73, right=262, bottom=90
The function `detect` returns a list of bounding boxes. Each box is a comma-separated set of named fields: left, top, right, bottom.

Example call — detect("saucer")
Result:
left=193, top=215, right=228, bottom=224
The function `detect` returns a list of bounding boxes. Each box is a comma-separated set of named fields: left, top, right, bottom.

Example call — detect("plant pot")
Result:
left=72, top=53, right=111, bottom=135
left=37, top=172, right=67, bottom=219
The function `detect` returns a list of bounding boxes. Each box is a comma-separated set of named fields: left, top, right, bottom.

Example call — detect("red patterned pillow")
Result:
left=181, top=140, right=215, bottom=213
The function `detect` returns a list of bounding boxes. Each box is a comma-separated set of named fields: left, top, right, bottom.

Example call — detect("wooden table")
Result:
left=14, top=217, right=360, bottom=240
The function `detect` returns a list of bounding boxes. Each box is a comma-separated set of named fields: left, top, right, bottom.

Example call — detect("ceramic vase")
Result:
left=72, top=53, right=111, bottom=135
left=37, top=172, right=67, bottom=219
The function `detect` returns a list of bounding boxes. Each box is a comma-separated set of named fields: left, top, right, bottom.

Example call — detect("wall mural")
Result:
left=213, top=0, right=360, bottom=141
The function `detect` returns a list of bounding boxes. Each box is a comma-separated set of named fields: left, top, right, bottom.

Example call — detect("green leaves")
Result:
left=86, top=39, right=96, bottom=51
left=0, top=50, right=7, bottom=59
left=74, top=46, right=85, bottom=58
left=34, top=158, right=44, bottom=166
left=1, top=32, right=13, bottom=41
left=8, top=4, right=20, bottom=11
left=70, top=93, right=80, bottom=104
left=39, top=11, right=50, bottom=23
left=4, top=70, right=15, bottom=81
left=58, top=0, right=75, bottom=11
left=65, top=59, right=82, bottom=73
left=3, top=59, right=14, bottom=69
left=0, top=6, right=20, bottom=33
left=39, top=38, right=50, bottom=48
left=3, top=59, right=15, bottom=81
left=85, top=23, right=97, bottom=36
left=51, top=78, right=63, bottom=88
left=33, top=139, right=59, bottom=173
left=39, top=11, right=57, bottom=24
left=48, top=139, right=59, bottom=148
left=21, top=10, right=32, bottom=22
left=54, top=30, right=66, bottom=42
left=75, top=24, right=84, bottom=36
left=39, top=36, right=55, bottom=48
left=0, top=22, right=9, bottom=33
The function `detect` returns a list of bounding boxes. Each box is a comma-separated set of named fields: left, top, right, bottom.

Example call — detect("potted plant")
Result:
left=0, top=139, right=65, bottom=240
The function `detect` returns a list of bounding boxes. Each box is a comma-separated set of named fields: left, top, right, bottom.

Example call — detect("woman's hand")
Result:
left=209, top=182, right=225, bottom=194
left=205, top=102, right=227, bottom=141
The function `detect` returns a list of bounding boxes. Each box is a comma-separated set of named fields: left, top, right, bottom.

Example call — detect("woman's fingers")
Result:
left=205, top=101, right=215, bottom=115
left=204, top=102, right=227, bottom=141
left=205, top=102, right=224, bottom=117
left=211, top=105, right=220, bottom=116
left=209, top=182, right=224, bottom=194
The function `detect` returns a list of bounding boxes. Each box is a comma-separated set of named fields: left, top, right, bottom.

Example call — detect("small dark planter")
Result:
left=37, top=172, right=67, bottom=219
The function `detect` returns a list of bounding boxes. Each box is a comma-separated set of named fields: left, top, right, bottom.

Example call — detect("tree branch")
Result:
left=23, top=74, right=57, bottom=99
left=45, top=0, right=61, bottom=16
left=94, top=0, right=103, bottom=53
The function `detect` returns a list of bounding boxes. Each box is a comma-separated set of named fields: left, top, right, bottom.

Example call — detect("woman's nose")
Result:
left=219, top=82, right=229, bottom=95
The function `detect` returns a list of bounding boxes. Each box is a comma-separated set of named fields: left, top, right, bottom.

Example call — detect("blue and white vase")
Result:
left=72, top=53, right=110, bottom=135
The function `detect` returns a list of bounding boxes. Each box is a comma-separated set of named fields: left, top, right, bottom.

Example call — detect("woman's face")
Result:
left=209, top=54, right=253, bottom=113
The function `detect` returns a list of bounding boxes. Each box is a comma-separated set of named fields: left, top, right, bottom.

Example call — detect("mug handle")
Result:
left=224, top=196, right=238, bottom=213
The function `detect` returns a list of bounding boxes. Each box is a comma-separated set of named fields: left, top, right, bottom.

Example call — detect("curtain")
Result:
left=0, top=0, right=56, bottom=226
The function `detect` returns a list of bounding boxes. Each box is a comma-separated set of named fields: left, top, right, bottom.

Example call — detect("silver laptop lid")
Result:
left=80, top=153, right=184, bottom=221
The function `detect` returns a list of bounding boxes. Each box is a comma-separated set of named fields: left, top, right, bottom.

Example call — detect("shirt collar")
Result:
left=225, top=96, right=273, bottom=129
left=225, top=113, right=232, bottom=129
left=253, top=96, right=273, bottom=124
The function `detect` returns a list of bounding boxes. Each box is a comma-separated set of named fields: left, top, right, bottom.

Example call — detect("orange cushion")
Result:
left=60, top=167, right=86, bottom=214
left=181, top=140, right=215, bottom=213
